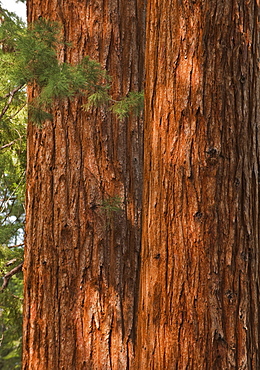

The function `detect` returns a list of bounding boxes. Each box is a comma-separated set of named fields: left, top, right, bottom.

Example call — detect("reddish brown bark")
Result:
left=23, top=1, right=145, bottom=369
left=137, top=0, right=260, bottom=368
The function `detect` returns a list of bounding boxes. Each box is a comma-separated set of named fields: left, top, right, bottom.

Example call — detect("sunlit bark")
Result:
left=137, top=1, right=260, bottom=368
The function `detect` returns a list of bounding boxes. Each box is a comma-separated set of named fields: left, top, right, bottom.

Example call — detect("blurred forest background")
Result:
left=0, top=2, right=26, bottom=368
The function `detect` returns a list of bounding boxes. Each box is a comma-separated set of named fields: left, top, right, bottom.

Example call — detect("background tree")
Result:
left=137, top=0, right=260, bottom=368
left=0, top=6, right=26, bottom=368
left=24, top=1, right=145, bottom=369
left=0, top=5, right=26, bottom=248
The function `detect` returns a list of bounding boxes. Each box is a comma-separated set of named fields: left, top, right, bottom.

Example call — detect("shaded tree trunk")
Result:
left=23, top=1, right=145, bottom=369
left=137, top=0, right=260, bottom=368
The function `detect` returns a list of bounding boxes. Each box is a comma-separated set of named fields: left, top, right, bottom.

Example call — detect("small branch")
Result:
left=0, top=171, right=25, bottom=214
left=0, top=139, right=19, bottom=151
left=8, top=243, right=24, bottom=249
left=6, top=258, right=17, bottom=266
left=9, top=103, right=27, bottom=120
left=11, top=293, right=23, bottom=300
left=0, top=84, right=25, bottom=120
left=0, top=135, right=25, bottom=151
left=0, top=140, right=16, bottom=150
left=1, top=262, right=23, bottom=291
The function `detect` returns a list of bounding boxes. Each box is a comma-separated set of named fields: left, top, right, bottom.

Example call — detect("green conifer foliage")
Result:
left=1, top=9, right=144, bottom=126
left=0, top=7, right=26, bottom=368
left=0, top=5, right=26, bottom=243
left=111, top=91, right=144, bottom=120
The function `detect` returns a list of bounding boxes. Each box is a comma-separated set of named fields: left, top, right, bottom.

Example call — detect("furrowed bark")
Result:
left=23, top=1, right=145, bottom=369
left=137, top=0, right=260, bottom=368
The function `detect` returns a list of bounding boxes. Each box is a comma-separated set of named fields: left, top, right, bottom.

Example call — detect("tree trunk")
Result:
left=137, top=0, right=260, bottom=368
left=23, top=1, right=145, bottom=369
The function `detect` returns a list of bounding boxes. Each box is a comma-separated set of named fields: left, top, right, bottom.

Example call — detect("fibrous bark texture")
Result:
left=23, top=1, right=145, bottom=369
left=137, top=0, right=260, bottom=368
